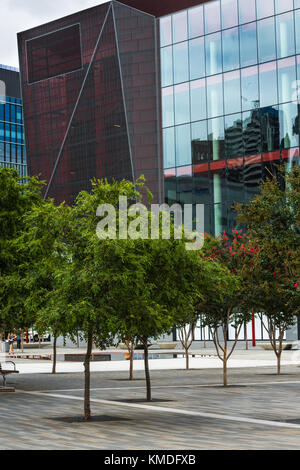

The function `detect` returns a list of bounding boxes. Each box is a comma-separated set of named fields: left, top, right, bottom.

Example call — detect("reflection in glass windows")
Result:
left=175, top=124, right=192, bottom=166
left=222, top=27, right=240, bottom=72
left=191, top=121, right=208, bottom=163
left=224, top=70, right=241, bottom=115
left=207, top=74, right=223, bottom=119
left=160, top=16, right=172, bottom=47
left=277, top=57, right=296, bottom=104
left=221, top=0, right=238, bottom=29
left=188, top=5, right=204, bottom=39
left=225, top=114, right=243, bottom=158
left=256, top=0, right=275, bottom=19
left=241, top=66, right=259, bottom=111
left=279, top=102, right=299, bottom=149
left=275, top=0, right=293, bottom=15
left=276, top=12, right=295, bottom=59
left=163, top=127, right=175, bottom=169
left=257, top=17, right=276, bottom=63
left=243, top=109, right=261, bottom=155
left=204, top=0, right=221, bottom=35
left=190, top=79, right=207, bottom=122
left=189, top=37, right=205, bottom=80
left=194, top=169, right=212, bottom=206
left=173, top=42, right=189, bottom=84
left=174, top=83, right=190, bottom=125
left=259, top=62, right=278, bottom=108
left=208, top=116, right=225, bottom=160
left=177, top=166, right=193, bottom=205
left=240, top=23, right=257, bottom=68
left=161, top=46, right=173, bottom=87
left=162, top=87, right=174, bottom=128
left=295, top=10, right=300, bottom=55
left=260, top=106, right=280, bottom=152
left=205, top=32, right=222, bottom=76
left=172, top=11, right=188, bottom=44
left=238, top=0, right=256, bottom=24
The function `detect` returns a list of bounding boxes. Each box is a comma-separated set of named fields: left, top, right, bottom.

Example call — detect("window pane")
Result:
left=257, top=17, right=276, bottom=63
left=191, top=79, right=207, bottom=122
left=188, top=5, right=204, bottom=39
left=241, top=66, right=259, bottom=111
left=162, top=87, right=174, bottom=128
left=279, top=102, right=299, bottom=149
left=295, top=0, right=300, bottom=8
left=161, top=46, right=173, bottom=87
left=163, top=127, right=175, bottom=168
left=173, top=11, right=188, bottom=43
left=295, top=10, right=300, bottom=55
left=225, top=113, right=243, bottom=158
left=278, top=57, right=296, bottom=104
left=259, top=62, right=278, bottom=107
left=207, top=74, right=224, bottom=118
left=176, top=124, right=192, bottom=166
left=206, top=32, right=222, bottom=76
left=208, top=117, right=225, bottom=160
left=221, top=0, right=238, bottom=29
left=160, top=16, right=172, bottom=47
left=243, top=109, right=261, bottom=155
left=222, top=27, right=240, bottom=72
left=174, top=83, right=190, bottom=125
left=240, top=23, right=257, bottom=67
left=192, top=121, right=209, bottom=163
left=260, top=106, right=280, bottom=152
left=224, top=70, right=241, bottom=115
left=204, top=0, right=221, bottom=34
left=275, top=0, right=293, bottom=14
left=238, top=0, right=256, bottom=24
left=173, top=42, right=189, bottom=84
left=189, top=37, right=205, bottom=80
left=276, top=12, right=295, bottom=59
left=256, top=0, right=275, bottom=19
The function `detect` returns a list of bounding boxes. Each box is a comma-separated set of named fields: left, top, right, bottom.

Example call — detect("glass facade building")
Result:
left=161, top=0, right=300, bottom=236
left=0, top=65, right=27, bottom=177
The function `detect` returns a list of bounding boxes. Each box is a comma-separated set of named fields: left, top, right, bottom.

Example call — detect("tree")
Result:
left=199, top=232, right=255, bottom=386
left=236, top=165, right=300, bottom=374
left=178, top=320, right=197, bottom=371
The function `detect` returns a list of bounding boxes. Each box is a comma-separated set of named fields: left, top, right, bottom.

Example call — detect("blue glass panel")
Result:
left=241, top=66, right=259, bottom=111
left=275, top=0, right=293, bottom=14
left=0, top=104, right=4, bottom=121
left=16, top=107, right=22, bottom=124
left=205, top=32, right=222, bottom=76
left=173, top=42, right=189, bottom=84
left=278, top=57, right=296, bottom=104
left=17, top=146, right=22, bottom=164
left=240, top=23, right=257, bottom=67
left=188, top=5, right=204, bottom=39
left=162, top=87, right=174, bottom=128
left=222, top=27, right=240, bottom=72
left=189, top=37, right=205, bottom=80
left=259, top=61, right=278, bottom=107
left=173, top=11, right=188, bottom=43
left=261, top=106, right=280, bottom=152
left=256, top=0, right=275, bottom=19
left=238, top=0, right=256, bottom=24
left=225, top=113, right=243, bottom=158
left=190, top=79, right=207, bottom=122
left=161, top=46, right=173, bottom=87
left=0, top=122, right=4, bottom=139
left=208, top=116, right=225, bottom=160
left=5, top=123, right=10, bottom=140
left=224, top=70, right=241, bottom=114
left=207, top=74, right=223, bottom=118
left=221, top=0, right=238, bottom=29
left=242, top=109, right=261, bottom=155
left=175, top=124, right=192, bottom=166
left=295, top=0, right=300, bottom=8
left=279, top=102, right=299, bottom=148
left=163, top=127, right=175, bottom=169
left=295, top=10, right=300, bottom=54
left=257, top=17, right=276, bottom=63
left=276, top=12, right=295, bottom=59
left=204, top=0, right=221, bottom=34
left=191, top=121, right=209, bottom=163
left=174, top=83, right=190, bottom=125
left=160, top=16, right=172, bottom=47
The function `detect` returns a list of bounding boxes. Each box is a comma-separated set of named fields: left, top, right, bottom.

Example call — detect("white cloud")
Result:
left=0, top=0, right=107, bottom=68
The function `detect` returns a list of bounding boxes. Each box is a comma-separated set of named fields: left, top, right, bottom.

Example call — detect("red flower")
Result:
left=295, top=283, right=299, bottom=289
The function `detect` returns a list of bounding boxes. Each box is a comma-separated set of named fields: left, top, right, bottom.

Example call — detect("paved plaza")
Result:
left=1, top=351, right=300, bottom=450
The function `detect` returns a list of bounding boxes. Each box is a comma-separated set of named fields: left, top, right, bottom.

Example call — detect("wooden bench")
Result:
left=0, top=362, right=19, bottom=387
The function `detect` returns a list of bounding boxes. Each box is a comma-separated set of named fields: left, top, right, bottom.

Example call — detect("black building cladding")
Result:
left=18, top=1, right=162, bottom=205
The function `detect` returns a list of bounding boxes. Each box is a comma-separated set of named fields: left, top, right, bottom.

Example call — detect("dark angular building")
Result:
left=18, top=0, right=162, bottom=204
left=0, top=65, right=27, bottom=177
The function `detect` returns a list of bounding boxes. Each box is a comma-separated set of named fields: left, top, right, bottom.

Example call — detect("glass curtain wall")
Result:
left=161, top=0, right=300, bottom=236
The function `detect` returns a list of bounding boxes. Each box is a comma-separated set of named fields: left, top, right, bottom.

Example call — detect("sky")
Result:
left=0, top=0, right=108, bottom=68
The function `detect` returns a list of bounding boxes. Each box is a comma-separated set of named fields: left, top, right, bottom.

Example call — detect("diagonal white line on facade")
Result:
left=19, top=390, right=300, bottom=431
left=44, top=4, right=112, bottom=199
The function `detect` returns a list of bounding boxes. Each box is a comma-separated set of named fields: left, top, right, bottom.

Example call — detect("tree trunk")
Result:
left=83, top=330, right=93, bottom=420
left=77, top=332, right=80, bottom=348
left=244, top=322, right=248, bottom=350
left=223, top=359, right=228, bottom=387
left=143, top=339, right=151, bottom=402
left=185, top=348, right=189, bottom=371
left=52, top=335, right=57, bottom=374
left=277, top=352, right=282, bottom=375
left=129, top=347, right=134, bottom=381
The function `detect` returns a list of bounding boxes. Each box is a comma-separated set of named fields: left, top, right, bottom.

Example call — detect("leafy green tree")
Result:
left=236, top=165, right=300, bottom=374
